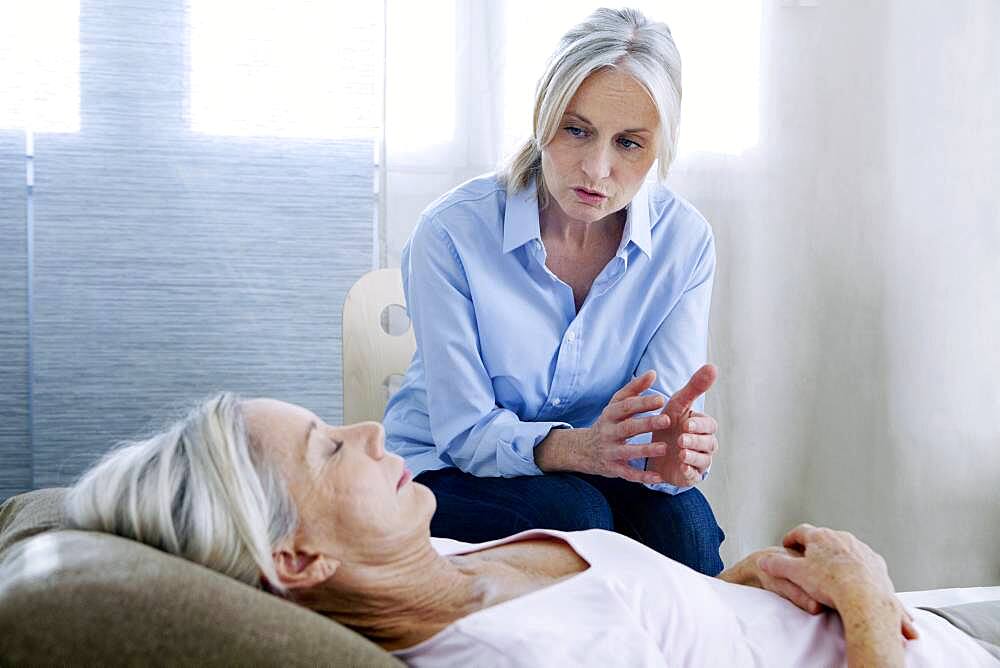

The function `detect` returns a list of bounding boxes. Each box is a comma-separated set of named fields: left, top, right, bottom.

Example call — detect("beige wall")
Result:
left=384, top=1, right=1000, bottom=590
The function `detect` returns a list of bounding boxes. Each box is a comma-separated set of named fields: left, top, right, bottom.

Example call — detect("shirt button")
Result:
left=552, top=398, right=561, bottom=406
left=566, top=331, right=576, bottom=342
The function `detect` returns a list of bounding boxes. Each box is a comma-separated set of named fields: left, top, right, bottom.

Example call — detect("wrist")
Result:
left=536, top=427, right=588, bottom=472
left=831, top=581, right=894, bottom=615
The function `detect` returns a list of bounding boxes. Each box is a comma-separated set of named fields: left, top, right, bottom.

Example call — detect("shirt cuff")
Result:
left=640, top=464, right=710, bottom=494
left=496, top=421, right=572, bottom=477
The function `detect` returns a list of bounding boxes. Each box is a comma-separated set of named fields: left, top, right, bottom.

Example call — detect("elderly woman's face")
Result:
left=244, top=399, right=435, bottom=563
left=541, top=67, right=660, bottom=224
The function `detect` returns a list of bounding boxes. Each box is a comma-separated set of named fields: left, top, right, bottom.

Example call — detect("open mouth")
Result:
left=573, top=187, right=607, bottom=204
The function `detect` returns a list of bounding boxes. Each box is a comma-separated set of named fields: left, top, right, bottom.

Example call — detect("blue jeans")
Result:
left=415, top=467, right=726, bottom=576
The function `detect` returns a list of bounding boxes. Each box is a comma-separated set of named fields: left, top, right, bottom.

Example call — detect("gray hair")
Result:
left=502, top=7, right=682, bottom=205
left=65, top=393, right=297, bottom=592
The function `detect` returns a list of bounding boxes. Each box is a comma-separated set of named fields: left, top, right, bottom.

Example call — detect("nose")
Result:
left=357, top=421, right=385, bottom=460
left=581, top=140, right=612, bottom=182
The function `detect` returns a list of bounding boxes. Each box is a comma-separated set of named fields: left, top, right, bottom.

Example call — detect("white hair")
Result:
left=502, top=7, right=683, bottom=205
left=64, top=393, right=297, bottom=592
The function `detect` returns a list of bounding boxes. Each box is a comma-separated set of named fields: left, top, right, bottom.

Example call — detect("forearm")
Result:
left=723, top=559, right=905, bottom=666
left=836, top=591, right=905, bottom=668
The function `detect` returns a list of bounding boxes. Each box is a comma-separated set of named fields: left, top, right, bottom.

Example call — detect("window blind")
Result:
left=1, top=0, right=379, bottom=498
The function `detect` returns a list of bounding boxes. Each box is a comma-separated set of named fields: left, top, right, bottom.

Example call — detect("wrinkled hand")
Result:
left=573, top=370, right=673, bottom=484
left=724, top=546, right=824, bottom=614
left=645, top=364, right=719, bottom=487
left=758, top=524, right=919, bottom=640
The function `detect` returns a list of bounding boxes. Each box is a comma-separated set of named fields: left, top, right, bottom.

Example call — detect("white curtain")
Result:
left=383, top=0, right=1000, bottom=590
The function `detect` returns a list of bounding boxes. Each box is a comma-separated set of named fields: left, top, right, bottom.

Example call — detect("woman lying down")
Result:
left=65, top=395, right=996, bottom=666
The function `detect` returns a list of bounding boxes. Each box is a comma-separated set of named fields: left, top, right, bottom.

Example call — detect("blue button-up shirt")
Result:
left=383, top=174, right=715, bottom=494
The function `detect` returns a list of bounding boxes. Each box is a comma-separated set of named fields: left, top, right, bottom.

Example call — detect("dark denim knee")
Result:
left=546, top=474, right=614, bottom=532
left=667, top=488, right=725, bottom=575
left=626, top=487, right=725, bottom=575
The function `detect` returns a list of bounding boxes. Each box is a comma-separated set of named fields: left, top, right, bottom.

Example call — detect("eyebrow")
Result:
left=564, top=112, right=653, bottom=135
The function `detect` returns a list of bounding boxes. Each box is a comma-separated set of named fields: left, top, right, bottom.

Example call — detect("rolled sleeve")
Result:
left=405, top=214, right=567, bottom=477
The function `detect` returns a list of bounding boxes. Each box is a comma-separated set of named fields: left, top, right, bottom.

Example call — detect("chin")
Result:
left=415, top=481, right=437, bottom=512
left=555, top=196, right=605, bottom=223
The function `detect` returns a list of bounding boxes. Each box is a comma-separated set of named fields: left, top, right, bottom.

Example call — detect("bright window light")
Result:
left=384, top=0, right=455, bottom=154
left=0, top=0, right=80, bottom=133
left=502, top=1, right=761, bottom=158
left=189, top=0, right=381, bottom=139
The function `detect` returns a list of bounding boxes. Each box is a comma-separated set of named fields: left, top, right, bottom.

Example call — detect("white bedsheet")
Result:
left=899, top=586, right=1000, bottom=608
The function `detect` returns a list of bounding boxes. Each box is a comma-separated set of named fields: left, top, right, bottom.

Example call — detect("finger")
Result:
left=901, top=614, right=920, bottom=640
left=611, top=463, right=663, bottom=485
left=782, top=523, right=819, bottom=551
left=678, top=433, right=717, bottom=454
left=767, top=576, right=824, bottom=614
left=611, top=370, right=656, bottom=403
left=680, top=448, right=712, bottom=472
left=614, top=442, right=668, bottom=461
left=758, top=553, right=805, bottom=585
left=665, top=364, right=718, bottom=416
left=681, top=464, right=701, bottom=486
left=605, top=394, right=667, bottom=422
left=683, top=414, right=718, bottom=435
left=898, top=603, right=919, bottom=640
left=614, top=413, right=672, bottom=440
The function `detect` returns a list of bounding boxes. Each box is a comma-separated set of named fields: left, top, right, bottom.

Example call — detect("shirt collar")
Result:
left=502, top=179, right=542, bottom=254
left=622, top=181, right=652, bottom=258
left=502, top=178, right=653, bottom=257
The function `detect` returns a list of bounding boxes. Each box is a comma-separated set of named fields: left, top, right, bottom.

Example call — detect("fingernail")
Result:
left=688, top=420, right=696, bottom=431
left=683, top=435, right=692, bottom=447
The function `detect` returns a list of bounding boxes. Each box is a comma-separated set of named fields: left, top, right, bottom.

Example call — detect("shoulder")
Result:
left=647, top=184, right=714, bottom=244
left=404, top=173, right=508, bottom=270
left=645, top=185, right=716, bottom=273
left=394, top=627, right=517, bottom=667
left=418, top=173, right=507, bottom=233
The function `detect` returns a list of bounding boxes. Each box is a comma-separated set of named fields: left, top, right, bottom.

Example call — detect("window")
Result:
left=0, top=0, right=80, bottom=133
left=190, top=0, right=381, bottom=139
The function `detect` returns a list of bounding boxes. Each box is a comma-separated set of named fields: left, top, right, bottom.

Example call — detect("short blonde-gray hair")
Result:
left=65, top=393, right=297, bottom=591
left=503, top=7, right=682, bottom=202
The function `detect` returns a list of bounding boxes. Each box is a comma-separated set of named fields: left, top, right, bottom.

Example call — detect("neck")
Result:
left=292, top=540, right=496, bottom=651
left=539, top=200, right=625, bottom=251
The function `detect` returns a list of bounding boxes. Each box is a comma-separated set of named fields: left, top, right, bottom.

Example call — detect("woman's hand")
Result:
left=645, top=364, right=719, bottom=487
left=757, top=524, right=919, bottom=640
left=535, top=371, right=672, bottom=484
left=719, top=546, right=824, bottom=614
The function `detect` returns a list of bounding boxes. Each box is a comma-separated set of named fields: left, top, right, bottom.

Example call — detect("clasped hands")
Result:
left=576, top=364, right=720, bottom=486
left=725, top=524, right=919, bottom=642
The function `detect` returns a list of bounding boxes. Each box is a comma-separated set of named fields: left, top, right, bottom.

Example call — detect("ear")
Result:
left=272, top=548, right=341, bottom=590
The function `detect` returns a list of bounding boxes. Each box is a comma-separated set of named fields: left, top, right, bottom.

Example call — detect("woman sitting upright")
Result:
left=384, top=7, right=724, bottom=574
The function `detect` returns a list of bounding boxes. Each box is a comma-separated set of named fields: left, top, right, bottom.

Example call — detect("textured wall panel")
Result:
left=0, top=132, right=30, bottom=502
left=29, top=1, right=375, bottom=487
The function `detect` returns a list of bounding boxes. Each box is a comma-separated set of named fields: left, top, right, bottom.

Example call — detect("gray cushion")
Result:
left=0, top=488, right=402, bottom=667
left=920, top=601, right=1000, bottom=661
